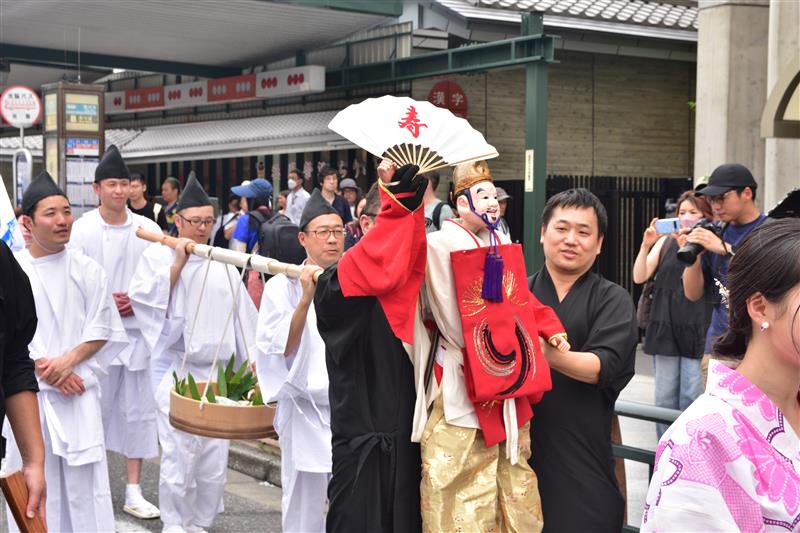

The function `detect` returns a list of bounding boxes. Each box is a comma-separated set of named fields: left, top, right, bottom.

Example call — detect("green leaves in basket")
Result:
left=251, top=389, right=264, bottom=406
left=224, top=354, right=236, bottom=382
left=228, top=371, right=257, bottom=402
left=187, top=373, right=201, bottom=401
left=173, top=371, right=187, bottom=396
left=217, top=364, right=228, bottom=398
left=181, top=356, right=261, bottom=405
left=205, top=381, right=216, bottom=403
left=230, top=360, right=248, bottom=387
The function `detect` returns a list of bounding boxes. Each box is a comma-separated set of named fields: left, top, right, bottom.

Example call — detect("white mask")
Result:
left=288, top=179, right=297, bottom=190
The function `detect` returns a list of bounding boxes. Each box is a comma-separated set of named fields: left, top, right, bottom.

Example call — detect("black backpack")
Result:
left=425, top=201, right=446, bottom=231
left=250, top=211, right=306, bottom=265
left=212, top=213, right=239, bottom=249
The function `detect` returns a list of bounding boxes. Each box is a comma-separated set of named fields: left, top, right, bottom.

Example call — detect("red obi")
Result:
left=451, top=242, right=557, bottom=404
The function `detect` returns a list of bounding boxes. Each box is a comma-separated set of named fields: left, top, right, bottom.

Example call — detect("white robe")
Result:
left=255, top=273, right=331, bottom=533
left=4, top=248, right=127, bottom=533
left=129, top=244, right=258, bottom=530
left=70, top=208, right=161, bottom=459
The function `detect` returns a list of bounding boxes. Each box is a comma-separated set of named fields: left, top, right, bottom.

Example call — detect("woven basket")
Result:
left=169, top=382, right=275, bottom=440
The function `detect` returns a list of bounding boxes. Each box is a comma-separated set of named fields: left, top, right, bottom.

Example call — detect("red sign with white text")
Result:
left=104, top=66, right=325, bottom=115
left=427, top=80, right=468, bottom=118
left=208, top=74, right=256, bottom=102
left=126, top=87, right=164, bottom=110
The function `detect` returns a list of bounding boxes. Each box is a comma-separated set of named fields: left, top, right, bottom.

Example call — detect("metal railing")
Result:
left=613, top=400, right=682, bottom=533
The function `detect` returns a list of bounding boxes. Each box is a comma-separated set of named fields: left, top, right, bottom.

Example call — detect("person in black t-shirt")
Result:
left=528, top=188, right=637, bottom=532
left=317, top=166, right=353, bottom=224
left=0, top=240, right=46, bottom=524
left=157, top=177, right=181, bottom=235
left=128, top=174, right=162, bottom=223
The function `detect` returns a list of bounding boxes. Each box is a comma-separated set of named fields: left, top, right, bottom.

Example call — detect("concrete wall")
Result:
left=764, top=0, right=800, bottom=209
left=412, top=50, right=695, bottom=191
left=694, top=0, right=770, bottom=199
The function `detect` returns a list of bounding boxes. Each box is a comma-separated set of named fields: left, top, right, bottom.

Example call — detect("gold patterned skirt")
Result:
left=420, top=395, right=543, bottom=533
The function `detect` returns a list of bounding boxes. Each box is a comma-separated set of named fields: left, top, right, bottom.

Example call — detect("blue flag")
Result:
left=1, top=177, right=24, bottom=251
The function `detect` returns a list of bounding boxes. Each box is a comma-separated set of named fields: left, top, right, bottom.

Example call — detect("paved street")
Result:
left=1, top=451, right=282, bottom=533
left=1, top=347, right=660, bottom=533
left=618, top=350, right=658, bottom=529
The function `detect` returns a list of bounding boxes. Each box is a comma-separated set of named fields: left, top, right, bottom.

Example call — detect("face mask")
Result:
left=288, top=179, right=297, bottom=190
left=680, top=215, right=701, bottom=229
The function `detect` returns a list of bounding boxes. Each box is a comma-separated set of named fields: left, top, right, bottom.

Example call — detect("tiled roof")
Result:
left=121, top=111, right=340, bottom=156
left=1, top=111, right=351, bottom=161
left=434, top=0, right=697, bottom=41
left=120, top=110, right=347, bottom=160
left=0, top=129, right=143, bottom=156
left=477, top=0, right=697, bottom=29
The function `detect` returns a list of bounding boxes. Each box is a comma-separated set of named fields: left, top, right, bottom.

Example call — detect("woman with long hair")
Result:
left=633, top=190, right=715, bottom=437
left=641, top=218, right=800, bottom=531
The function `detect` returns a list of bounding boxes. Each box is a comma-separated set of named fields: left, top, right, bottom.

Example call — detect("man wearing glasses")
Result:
left=681, top=163, right=767, bottom=382
left=255, top=189, right=344, bottom=533
left=130, top=173, right=258, bottom=533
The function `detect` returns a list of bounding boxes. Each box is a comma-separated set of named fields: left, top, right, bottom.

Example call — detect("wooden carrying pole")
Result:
left=135, top=228, right=320, bottom=280
left=0, top=471, right=47, bottom=533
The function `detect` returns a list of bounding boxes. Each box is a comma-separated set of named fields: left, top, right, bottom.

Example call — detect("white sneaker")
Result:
left=162, top=526, right=186, bottom=533
left=124, top=490, right=161, bottom=519
left=185, top=526, right=208, bottom=533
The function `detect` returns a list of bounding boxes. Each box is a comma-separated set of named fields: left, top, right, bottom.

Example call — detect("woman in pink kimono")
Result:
left=642, top=217, right=800, bottom=532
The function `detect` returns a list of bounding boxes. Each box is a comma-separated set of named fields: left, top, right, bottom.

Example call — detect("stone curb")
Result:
left=228, top=438, right=282, bottom=488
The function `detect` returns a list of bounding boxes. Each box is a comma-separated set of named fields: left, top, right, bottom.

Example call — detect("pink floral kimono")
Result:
left=642, top=360, right=800, bottom=532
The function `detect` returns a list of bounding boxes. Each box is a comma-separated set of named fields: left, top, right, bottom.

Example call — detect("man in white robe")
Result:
left=70, top=144, right=162, bottom=519
left=5, top=171, right=127, bottom=532
left=129, top=174, right=258, bottom=533
left=255, top=190, right=342, bottom=533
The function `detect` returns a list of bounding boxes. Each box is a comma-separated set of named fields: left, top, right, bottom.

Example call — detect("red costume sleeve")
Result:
left=530, top=293, right=567, bottom=343
left=337, top=185, right=427, bottom=345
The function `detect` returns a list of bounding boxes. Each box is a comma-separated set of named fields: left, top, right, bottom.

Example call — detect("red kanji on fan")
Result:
left=398, top=105, right=427, bottom=138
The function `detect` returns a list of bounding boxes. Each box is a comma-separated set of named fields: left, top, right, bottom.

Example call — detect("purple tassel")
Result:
left=482, top=251, right=504, bottom=303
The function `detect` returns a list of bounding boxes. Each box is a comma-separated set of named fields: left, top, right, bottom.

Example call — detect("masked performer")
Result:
left=412, top=160, right=568, bottom=533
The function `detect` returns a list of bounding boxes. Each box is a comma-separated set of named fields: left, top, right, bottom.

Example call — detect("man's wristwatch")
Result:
left=725, top=243, right=734, bottom=258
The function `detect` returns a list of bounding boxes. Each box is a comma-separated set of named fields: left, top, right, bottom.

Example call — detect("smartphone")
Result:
left=654, top=217, right=681, bottom=234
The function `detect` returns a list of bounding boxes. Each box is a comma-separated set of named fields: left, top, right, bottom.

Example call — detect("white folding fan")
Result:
left=328, top=95, right=498, bottom=173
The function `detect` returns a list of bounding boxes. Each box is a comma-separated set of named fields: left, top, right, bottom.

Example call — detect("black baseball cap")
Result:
left=695, top=163, right=757, bottom=197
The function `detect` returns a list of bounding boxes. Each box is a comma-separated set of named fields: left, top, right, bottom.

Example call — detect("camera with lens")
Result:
left=676, top=218, right=723, bottom=265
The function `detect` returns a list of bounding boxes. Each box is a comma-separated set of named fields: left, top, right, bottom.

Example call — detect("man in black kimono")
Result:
left=527, top=188, right=637, bottom=532
left=315, top=163, right=427, bottom=533
left=0, top=240, right=46, bottom=523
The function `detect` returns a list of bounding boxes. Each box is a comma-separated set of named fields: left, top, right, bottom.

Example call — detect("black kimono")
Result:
left=528, top=267, right=637, bottom=532
left=0, top=241, right=39, bottom=430
left=315, top=266, right=421, bottom=533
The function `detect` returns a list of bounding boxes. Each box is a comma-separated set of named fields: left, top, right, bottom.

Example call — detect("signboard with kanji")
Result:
left=427, top=80, right=468, bottom=118
left=103, top=65, right=325, bottom=115
left=0, top=86, right=42, bottom=128
left=65, top=93, right=100, bottom=132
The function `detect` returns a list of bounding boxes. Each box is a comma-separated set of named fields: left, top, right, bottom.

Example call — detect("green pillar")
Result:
left=521, top=12, right=549, bottom=274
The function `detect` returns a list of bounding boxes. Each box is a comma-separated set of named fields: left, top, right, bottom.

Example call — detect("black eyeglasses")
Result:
left=179, top=215, right=215, bottom=227
left=306, top=228, right=345, bottom=240
left=706, top=189, right=742, bottom=205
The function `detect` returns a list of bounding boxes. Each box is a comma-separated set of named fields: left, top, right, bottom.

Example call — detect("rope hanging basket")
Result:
left=136, top=228, right=319, bottom=440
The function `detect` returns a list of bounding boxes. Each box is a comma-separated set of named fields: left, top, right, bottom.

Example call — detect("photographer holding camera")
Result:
left=681, top=164, right=767, bottom=383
